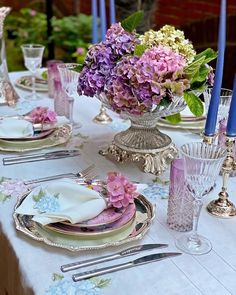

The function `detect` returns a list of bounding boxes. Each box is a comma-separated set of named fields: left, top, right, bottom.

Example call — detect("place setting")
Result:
left=0, top=106, right=72, bottom=152
left=13, top=172, right=155, bottom=251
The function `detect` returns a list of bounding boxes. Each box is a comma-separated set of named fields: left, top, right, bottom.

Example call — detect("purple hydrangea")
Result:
left=105, top=23, right=139, bottom=55
left=105, top=46, right=189, bottom=114
left=78, top=43, right=116, bottom=96
left=78, top=23, right=139, bottom=97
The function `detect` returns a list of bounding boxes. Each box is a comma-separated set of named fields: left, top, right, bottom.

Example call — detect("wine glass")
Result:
left=58, top=63, right=82, bottom=128
left=204, top=88, right=232, bottom=131
left=175, top=142, right=226, bottom=255
left=21, top=44, right=45, bottom=100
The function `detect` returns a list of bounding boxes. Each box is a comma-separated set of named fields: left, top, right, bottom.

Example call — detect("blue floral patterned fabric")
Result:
left=46, top=274, right=111, bottom=295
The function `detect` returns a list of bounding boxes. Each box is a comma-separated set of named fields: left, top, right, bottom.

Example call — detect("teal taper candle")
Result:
left=204, top=0, right=226, bottom=136
left=226, top=75, right=236, bottom=137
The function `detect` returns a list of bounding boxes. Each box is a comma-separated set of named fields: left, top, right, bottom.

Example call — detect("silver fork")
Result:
left=23, top=164, right=96, bottom=185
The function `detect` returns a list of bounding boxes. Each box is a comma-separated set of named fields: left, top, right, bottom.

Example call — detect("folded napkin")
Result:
left=0, top=118, right=34, bottom=138
left=15, top=179, right=107, bottom=226
left=33, top=116, right=70, bottom=131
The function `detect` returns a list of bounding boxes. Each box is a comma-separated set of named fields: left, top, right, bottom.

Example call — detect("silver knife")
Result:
left=72, top=252, right=182, bottom=282
left=3, top=150, right=80, bottom=165
left=61, top=244, right=168, bottom=272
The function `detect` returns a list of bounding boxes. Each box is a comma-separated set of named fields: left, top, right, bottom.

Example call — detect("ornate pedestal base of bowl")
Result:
left=99, top=120, right=178, bottom=175
left=99, top=93, right=186, bottom=175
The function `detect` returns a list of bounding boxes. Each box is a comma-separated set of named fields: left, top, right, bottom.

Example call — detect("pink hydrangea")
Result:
left=106, top=172, right=139, bottom=208
left=28, top=107, right=57, bottom=124
left=105, top=45, right=190, bottom=114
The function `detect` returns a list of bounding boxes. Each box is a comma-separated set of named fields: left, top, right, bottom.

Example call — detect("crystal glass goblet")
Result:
left=21, top=44, right=45, bottom=100
left=175, top=142, right=226, bottom=255
left=204, top=88, right=232, bottom=131
left=58, top=63, right=82, bottom=128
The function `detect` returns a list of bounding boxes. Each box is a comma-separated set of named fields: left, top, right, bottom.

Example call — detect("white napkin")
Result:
left=36, top=116, right=70, bottom=131
left=0, top=118, right=34, bottom=138
left=15, top=179, right=107, bottom=226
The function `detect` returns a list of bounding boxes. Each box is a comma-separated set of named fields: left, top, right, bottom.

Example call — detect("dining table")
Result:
left=0, top=71, right=236, bottom=295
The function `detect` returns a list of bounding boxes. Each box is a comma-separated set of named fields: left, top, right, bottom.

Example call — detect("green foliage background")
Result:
left=4, top=8, right=92, bottom=71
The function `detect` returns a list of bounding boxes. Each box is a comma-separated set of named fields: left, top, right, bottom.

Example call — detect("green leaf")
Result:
left=73, top=64, right=84, bottom=72
left=0, top=192, right=9, bottom=203
left=121, top=11, right=144, bottom=32
left=134, top=44, right=147, bottom=56
left=0, top=177, right=10, bottom=184
left=192, top=64, right=209, bottom=83
left=52, top=273, right=64, bottom=281
left=183, top=92, right=204, bottom=117
left=165, top=113, right=181, bottom=124
left=190, top=81, right=207, bottom=92
left=92, top=278, right=111, bottom=288
left=33, top=189, right=45, bottom=202
left=41, top=70, right=47, bottom=80
left=152, top=177, right=169, bottom=186
left=184, top=56, right=205, bottom=80
left=194, top=48, right=218, bottom=64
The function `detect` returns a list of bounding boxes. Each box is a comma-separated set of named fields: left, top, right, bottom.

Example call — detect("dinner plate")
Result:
left=15, top=75, right=48, bottom=92
left=45, top=203, right=136, bottom=237
left=13, top=182, right=155, bottom=251
left=0, top=129, right=54, bottom=141
left=0, top=124, right=72, bottom=152
left=62, top=206, right=127, bottom=228
left=156, top=118, right=205, bottom=131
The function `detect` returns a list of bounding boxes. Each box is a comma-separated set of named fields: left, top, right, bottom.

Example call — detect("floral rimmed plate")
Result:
left=0, top=124, right=72, bottom=152
left=62, top=205, right=128, bottom=228
left=15, top=76, right=48, bottom=92
left=13, top=183, right=155, bottom=252
left=45, top=203, right=136, bottom=237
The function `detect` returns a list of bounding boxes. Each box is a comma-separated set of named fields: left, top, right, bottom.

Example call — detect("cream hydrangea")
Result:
left=139, top=25, right=196, bottom=64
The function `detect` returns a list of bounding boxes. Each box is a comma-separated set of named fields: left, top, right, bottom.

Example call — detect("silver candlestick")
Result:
left=93, top=103, right=112, bottom=124
left=206, top=136, right=236, bottom=218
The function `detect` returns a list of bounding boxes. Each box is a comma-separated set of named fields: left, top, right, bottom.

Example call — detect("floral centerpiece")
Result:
left=78, top=11, right=217, bottom=174
left=78, top=12, right=216, bottom=121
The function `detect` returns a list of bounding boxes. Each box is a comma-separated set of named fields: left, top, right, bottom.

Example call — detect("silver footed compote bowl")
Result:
left=99, top=93, right=187, bottom=175
left=175, top=142, right=226, bottom=255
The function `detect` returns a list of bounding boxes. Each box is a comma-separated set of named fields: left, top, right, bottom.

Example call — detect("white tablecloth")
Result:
left=0, top=71, right=236, bottom=295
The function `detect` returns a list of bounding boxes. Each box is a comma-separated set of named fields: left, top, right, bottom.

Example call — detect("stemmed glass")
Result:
left=58, top=63, right=82, bottom=128
left=21, top=44, right=45, bottom=100
left=175, top=142, right=226, bottom=255
left=204, top=88, right=232, bottom=131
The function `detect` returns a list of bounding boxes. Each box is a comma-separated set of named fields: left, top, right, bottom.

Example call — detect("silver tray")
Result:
left=13, top=183, right=155, bottom=252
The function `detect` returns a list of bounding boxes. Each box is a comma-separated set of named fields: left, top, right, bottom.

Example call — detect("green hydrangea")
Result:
left=139, top=25, right=196, bottom=64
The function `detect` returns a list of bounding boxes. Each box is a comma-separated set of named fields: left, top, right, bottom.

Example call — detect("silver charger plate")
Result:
left=13, top=182, right=155, bottom=252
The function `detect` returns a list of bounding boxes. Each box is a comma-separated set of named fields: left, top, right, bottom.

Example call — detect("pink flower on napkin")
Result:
left=106, top=172, right=138, bottom=208
left=28, top=107, right=57, bottom=124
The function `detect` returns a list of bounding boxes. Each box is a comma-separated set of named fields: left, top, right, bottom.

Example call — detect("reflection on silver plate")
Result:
left=156, top=117, right=205, bottom=131
left=13, top=183, right=155, bottom=251
left=15, top=76, right=48, bottom=92
left=0, top=124, right=72, bottom=152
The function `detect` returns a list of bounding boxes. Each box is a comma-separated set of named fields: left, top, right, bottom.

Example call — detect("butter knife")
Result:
left=72, top=252, right=182, bottom=282
left=61, top=244, right=168, bottom=272
left=3, top=150, right=80, bottom=165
